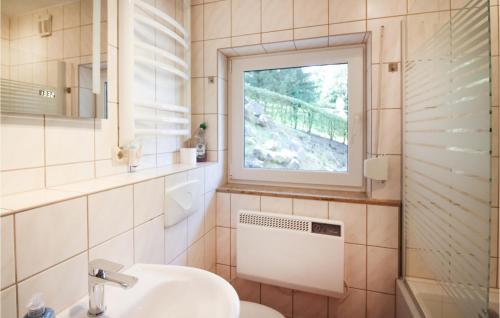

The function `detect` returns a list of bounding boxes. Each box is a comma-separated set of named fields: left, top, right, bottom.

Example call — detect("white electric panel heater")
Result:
left=237, top=210, right=345, bottom=297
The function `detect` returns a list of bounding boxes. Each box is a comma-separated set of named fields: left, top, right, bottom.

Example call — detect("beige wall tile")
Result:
left=187, top=236, right=205, bottom=269
left=204, top=76, right=218, bottom=113
left=205, top=191, right=217, bottom=232
left=490, top=257, right=498, bottom=287
left=191, top=77, right=205, bottom=114
left=170, top=251, right=187, bottom=266
left=164, top=219, right=188, bottom=263
left=492, top=9, right=499, bottom=57
left=216, top=263, right=231, bottom=281
left=491, top=107, right=499, bottom=156
left=329, top=288, right=366, bottom=318
left=63, top=1, right=81, bottom=29
left=329, top=202, right=367, bottom=244
left=1, top=216, right=15, bottom=289
left=95, top=159, right=128, bottom=177
left=188, top=208, right=205, bottom=245
left=45, top=117, right=94, bottom=165
left=293, top=199, right=328, bottom=219
left=192, top=41, right=204, bottom=77
left=80, top=25, right=92, bottom=56
left=204, top=1, right=231, bottom=40
left=371, top=63, right=401, bottom=110
left=261, top=284, right=293, bottom=317
left=294, top=0, right=328, bottom=28
left=493, top=57, right=499, bottom=107
left=371, top=155, right=401, bottom=201
left=1, top=286, right=17, bottom=318
left=216, top=226, right=231, bottom=265
left=95, top=102, right=118, bottom=160
left=262, top=30, right=294, bottom=43
left=367, top=246, right=398, bottom=294
left=1, top=115, right=44, bottom=171
left=17, top=252, right=88, bottom=315
left=230, top=228, right=236, bottom=265
left=261, top=196, right=293, bottom=214
left=204, top=114, right=218, bottom=151
left=367, top=205, right=399, bottom=248
left=491, top=208, right=499, bottom=258
left=134, top=177, right=164, bottom=226
left=408, top=0, right=450, bottom=14
left=230, top=194, right=260, bottom=228
left=205, top=228, right=217, bottom=270
left=262, top=0, right=293, bottom=32
left=188, top=165, right=205, bottom=196
left=88, top=186, right=133, bottom=247
left=89, top=230, right=134, bottom=269
left=232, top=276, right=261, bottom=302
left=63, top=28, right=80, bottom=58
left=216, top=192, right=231, bottom=227
left=16, top=197, right=87, bottom=280
left=366, top=291, right=395, bottom=318
left=370, top=109, right=401, bottom=155
left=367, top=17, right=404, bottom=63
left=330, top=0, right=366, bottom=23
left=134, top=216, right=165, bottom=264
left=233, top=44, right=266, bottom=55
left=232, top=34, right=261, bottom=47
left=294, top=25, right=329, bottom=40
left=45, top=161, right=95, bottom=187
left=345, top=243, right=367, bottom=289
left=204, top=38, right=231, bottom=77
left=0, top=167, right=45, bottom=197
left=329, top=21, right=366, bottom=35
left=293, top=290, right=328, bottom=318
left=232, top=0, right=261, bottom=36
left=406, top=12, right=449, bottom=61
left=191, top=4, right=204, bottom=42
left=367, top=0, right=407, bottom=19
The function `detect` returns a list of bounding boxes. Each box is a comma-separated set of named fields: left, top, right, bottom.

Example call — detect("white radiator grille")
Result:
left=239, top=211, right=310, bottom=232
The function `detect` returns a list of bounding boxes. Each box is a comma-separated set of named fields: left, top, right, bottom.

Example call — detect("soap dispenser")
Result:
left=23, top=294, right=55, bottom=318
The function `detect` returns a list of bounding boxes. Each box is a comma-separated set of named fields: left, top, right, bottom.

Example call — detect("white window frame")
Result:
left=229, top=47, right=365, bottom=188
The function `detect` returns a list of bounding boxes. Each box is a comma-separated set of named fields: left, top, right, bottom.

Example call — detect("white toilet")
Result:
left=239, top=301, right=285, bottom=318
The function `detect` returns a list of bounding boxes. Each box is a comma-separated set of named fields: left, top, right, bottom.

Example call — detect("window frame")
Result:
left=229, top=46, right=365, bottom=188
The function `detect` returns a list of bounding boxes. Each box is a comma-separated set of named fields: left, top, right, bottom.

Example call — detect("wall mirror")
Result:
left=0, top=0, right=108, bottom=118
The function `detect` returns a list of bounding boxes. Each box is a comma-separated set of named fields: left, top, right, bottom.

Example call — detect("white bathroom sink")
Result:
left=57, top=264, right=240, bottom=318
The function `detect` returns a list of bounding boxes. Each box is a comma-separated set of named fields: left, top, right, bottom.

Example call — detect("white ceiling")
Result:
left=2, top=0, right=77, bottom=17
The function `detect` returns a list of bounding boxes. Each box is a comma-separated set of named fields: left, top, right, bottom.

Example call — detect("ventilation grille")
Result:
left=239, top=211, right=310, bottom=232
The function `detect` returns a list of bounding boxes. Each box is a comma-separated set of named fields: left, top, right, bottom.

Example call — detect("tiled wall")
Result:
left=0, top=166, right=217, bottom=318
left=216, top=192, right=400, bottom=318
left=190, top=0, right=500, bottom=302
left=0, top=0, right=186, bottom=197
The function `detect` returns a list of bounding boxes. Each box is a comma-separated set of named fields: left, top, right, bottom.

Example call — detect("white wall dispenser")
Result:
left=164, top=180, right=201, bottom=227
left=237, top=211, right=345, bottom=297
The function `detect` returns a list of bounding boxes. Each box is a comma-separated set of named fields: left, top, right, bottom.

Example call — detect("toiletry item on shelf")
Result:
left=23, top=294, right=55, bottom=318
left=192, top=122, right=207, bottom=162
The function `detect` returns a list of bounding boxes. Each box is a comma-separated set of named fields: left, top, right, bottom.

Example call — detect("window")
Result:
left=229, top=47, right=364, bottom=187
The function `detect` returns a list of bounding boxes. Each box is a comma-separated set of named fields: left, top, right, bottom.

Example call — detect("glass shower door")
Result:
left=403, top=0, right=492, bottom=317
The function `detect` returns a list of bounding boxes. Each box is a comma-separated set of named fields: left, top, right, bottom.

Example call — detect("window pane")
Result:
left=243, top=64, right=348, bottom=172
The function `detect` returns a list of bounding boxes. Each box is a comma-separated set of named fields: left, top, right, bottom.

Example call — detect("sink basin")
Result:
left=57, top=264, right=240, bottom=318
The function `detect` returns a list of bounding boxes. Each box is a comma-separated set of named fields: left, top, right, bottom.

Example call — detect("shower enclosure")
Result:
left=402, top=0, right=495, bottom=317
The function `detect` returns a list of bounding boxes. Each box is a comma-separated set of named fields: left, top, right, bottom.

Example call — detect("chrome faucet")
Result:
left=87, top=259, right=138, bottom=316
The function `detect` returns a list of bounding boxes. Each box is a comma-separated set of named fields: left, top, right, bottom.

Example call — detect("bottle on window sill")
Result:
left=192, top=122, right=207, bottom=162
